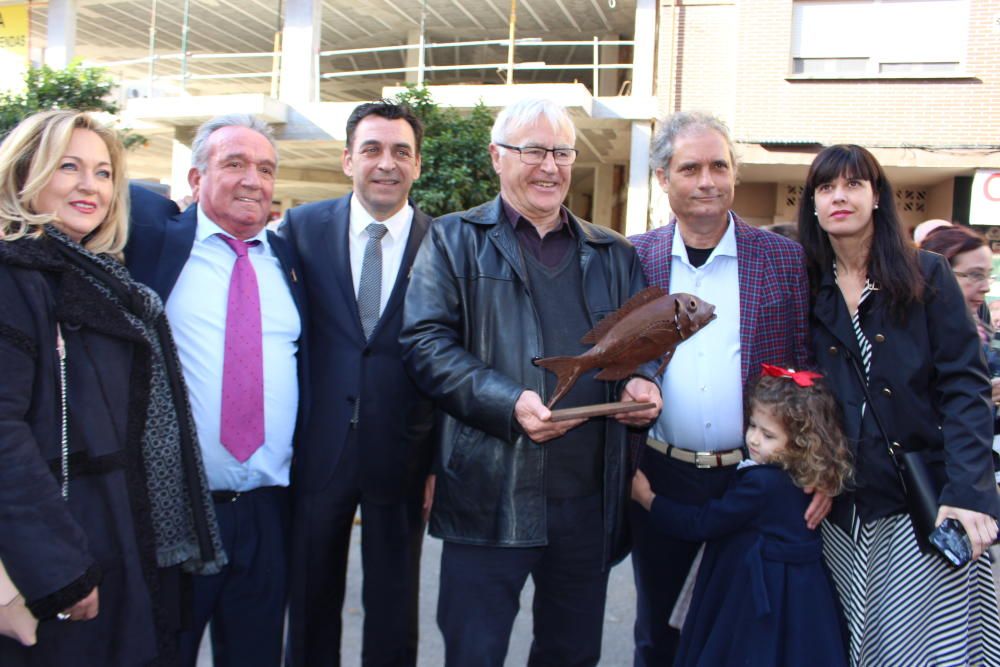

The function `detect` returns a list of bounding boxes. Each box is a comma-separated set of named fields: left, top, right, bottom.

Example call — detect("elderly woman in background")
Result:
left=920, top=225, right=997, bottom=358
left=797, top=144, right=1000, bottom=666
left=0, top=110, right=225, bottom=665
left=920, top=224, right=1000, bottom=455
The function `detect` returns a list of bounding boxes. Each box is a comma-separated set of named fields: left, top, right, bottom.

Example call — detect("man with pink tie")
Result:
left=127, top=114, right=306, bottom=667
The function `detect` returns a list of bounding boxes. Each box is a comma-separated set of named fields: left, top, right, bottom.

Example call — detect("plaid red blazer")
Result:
left=629, top=213, right=811, bottom=386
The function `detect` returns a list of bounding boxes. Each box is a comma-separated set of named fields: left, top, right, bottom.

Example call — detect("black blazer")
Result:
left=124, top=193, right=310, bottom=452
left=278, top=194, right=434, bottom=501
left=811, top=250, right=999, bottom=524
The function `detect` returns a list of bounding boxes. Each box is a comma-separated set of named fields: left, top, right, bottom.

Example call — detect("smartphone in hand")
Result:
left=929, top=518, right=1000, bottom=567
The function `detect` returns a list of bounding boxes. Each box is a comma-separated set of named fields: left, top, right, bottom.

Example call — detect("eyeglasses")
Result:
left=953, top=270, right=996, bottom=285
left=496, top=143, right=578, bottom=166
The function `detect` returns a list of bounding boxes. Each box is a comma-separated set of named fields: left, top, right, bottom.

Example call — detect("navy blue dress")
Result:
left=647, top=463, right=847, bottom=667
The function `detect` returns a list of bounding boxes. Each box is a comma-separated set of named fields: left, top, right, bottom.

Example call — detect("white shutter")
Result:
left=791, top=2, right=873, bottom=58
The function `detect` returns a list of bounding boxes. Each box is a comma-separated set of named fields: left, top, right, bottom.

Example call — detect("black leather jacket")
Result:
left=401, top=197, right=652, bottom=565
left=811, top=250, right=1000, bottom=525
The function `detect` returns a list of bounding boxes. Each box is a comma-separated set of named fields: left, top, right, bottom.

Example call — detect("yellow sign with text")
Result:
left=0, top=4, right=29, bottom=93
left=0, top=4, right=29, bottom=59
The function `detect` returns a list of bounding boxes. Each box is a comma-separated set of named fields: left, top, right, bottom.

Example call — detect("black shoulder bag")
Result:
left=845, top=351, right=944, bottom=552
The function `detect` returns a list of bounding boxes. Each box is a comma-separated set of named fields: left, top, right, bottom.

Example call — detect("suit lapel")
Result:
left=152, top=206, right=197, bottom=301
left=378, top=206, right=430, bottom=331
left=814, top=274, right=861, bottom=355
left=323, top=195, right=365, bottom=340
left=661, top=221, right=675, bottom=289
left=734, top=217, right=762, bottom=384
left=267, top=229, right=305, bottom=318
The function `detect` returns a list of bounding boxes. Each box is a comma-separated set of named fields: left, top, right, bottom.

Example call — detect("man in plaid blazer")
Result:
left=627, top=111, right=825, bottom=666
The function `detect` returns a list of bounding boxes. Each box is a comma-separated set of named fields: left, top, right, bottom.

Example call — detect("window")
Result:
left=791, top=0, right=969, bottom=77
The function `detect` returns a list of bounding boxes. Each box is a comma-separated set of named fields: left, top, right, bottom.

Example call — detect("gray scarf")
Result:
left=48, top=227, right=226, bottom=575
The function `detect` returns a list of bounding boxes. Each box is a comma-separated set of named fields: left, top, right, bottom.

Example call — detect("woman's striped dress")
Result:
left=821, top=276, right=1000, bottom=666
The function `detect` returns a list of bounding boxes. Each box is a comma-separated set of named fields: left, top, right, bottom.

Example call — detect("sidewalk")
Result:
left=197, top=527, right=1000, bottom=666
left=198, top=524, right=638, bottom=666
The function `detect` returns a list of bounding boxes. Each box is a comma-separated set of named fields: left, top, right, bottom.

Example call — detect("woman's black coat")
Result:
left=810, top=250, right=999, bottom=525
left=0, top=237, right=167, bottom=665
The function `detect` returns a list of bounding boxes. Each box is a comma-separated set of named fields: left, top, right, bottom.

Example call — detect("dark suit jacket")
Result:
left=278, top=195, right=434, bottom=502
left=124, top=194, right=309, bottom=457
left=129, top=182, right=181, bottom=225
left=279, top=194, right=434, bottom=502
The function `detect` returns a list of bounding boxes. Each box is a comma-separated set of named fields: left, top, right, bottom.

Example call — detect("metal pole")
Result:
left=665, top=0, right=677, bottom=113
left=506, top=0, right=516, bottom=84
left=270, top=0, right=282, bottom=98
left=592, top=36, right=599, bottom=97
left=147, top=0, right=157, bottom=97
left=180, top=0, right=191, bottom=93
left=417, top=0, right=426, bottom=85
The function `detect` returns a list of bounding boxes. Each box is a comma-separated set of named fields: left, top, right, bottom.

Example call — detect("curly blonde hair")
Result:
left=0, top=110, right=129, bottom=257
left=747, top=373, right=853, bottom=496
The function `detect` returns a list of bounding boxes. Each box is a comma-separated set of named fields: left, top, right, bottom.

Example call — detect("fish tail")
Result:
left=535, top=355, right=584, bottom=409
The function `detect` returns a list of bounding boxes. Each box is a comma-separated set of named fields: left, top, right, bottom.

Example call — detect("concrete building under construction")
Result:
left=7, top=0, right=998, bottom=234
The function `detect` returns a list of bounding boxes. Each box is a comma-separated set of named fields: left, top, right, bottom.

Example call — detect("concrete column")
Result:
left=631, top=0, right=656, bottom=97
left=44, top=0, right=77, bottom=68
left=593, top=164, right=615, bottom=229
left=171, top=127, right=195, bottom=202
left=598, top=32, right=619, bottom=97
left=405, top=28, right=423, bottom=85
left=624, top=121, right=652, bottom=235
left=280, top=0, right=322, bottom=106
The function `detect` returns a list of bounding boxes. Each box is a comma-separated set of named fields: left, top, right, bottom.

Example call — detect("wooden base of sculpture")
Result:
left=549, top=401, right=656, bottom=422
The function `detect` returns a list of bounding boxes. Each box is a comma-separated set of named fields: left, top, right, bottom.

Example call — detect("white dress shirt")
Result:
left=650, top=214, right=744, bottom=452
left=166, top=206, right=301, bottom=491
left=348, top=196, right=413, bottom=315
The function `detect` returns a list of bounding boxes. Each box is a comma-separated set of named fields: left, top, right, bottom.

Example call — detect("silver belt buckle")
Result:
left=694, top=451, right=715, bottom=469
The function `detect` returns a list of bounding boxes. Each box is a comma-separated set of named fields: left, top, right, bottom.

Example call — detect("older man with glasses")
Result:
left=401, top=97, right=662, bottom=667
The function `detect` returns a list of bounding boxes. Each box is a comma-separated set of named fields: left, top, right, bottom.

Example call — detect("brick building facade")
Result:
left=651, top=0, right=1000, bottom=231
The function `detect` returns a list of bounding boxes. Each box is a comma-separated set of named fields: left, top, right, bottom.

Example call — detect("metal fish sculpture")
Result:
left=534, top=286, right=716, bottom=408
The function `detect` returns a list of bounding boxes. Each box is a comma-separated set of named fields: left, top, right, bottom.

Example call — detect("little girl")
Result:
left=632, top=364, right=853, bottom=667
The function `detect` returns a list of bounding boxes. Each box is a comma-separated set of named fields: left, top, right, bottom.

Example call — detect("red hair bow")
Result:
left=760, top=363, right=823, bottom=387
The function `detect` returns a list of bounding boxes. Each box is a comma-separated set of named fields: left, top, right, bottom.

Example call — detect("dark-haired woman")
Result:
left=797, top=144, right=1000, bottom=665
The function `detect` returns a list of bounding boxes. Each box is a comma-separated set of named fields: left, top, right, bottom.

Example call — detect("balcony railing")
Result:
left=86, top=36, right=636, bottom=101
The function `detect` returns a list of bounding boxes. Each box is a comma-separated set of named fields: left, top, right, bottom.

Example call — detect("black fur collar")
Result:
left=0, top=236, right=147, bottom=344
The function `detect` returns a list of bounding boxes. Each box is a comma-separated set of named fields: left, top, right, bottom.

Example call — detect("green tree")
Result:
left=0, top=61, right=144, bottom=147
left=393, top=86, right=497, bottom=217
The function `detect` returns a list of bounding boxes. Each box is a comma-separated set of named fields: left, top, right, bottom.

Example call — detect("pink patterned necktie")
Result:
left=219, top=234, right=265, bottom=463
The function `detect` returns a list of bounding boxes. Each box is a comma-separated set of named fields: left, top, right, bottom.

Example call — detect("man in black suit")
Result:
left=279, top=101, right=434, bottom=667
left=126, top=115, right=306, bottom=667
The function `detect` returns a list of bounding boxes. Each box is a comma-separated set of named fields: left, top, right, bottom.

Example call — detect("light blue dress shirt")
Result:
left=649, top=215, right=744, bottom=452
left=165, top=207, right=301, bottom=491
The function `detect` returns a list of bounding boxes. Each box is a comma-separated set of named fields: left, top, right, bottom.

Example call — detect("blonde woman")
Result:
left=0, top=110, right=224, bottom=665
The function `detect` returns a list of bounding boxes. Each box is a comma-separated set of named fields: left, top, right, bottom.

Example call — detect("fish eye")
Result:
left=688, top=299, right=696, bottom=310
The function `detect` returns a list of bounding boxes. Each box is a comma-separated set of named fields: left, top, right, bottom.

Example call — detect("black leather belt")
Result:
left=211, top=490, right=243, bottom=503
left=210, top=485, right=284, bottom=504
